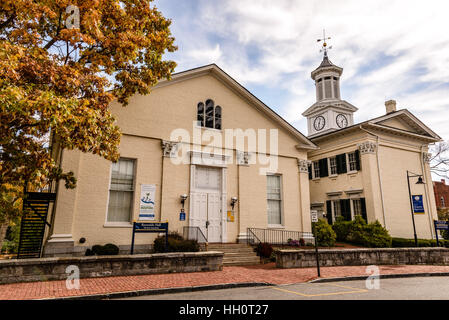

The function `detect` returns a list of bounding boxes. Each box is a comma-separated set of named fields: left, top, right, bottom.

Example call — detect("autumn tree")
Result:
left=0, top=0, right=177, bottom=222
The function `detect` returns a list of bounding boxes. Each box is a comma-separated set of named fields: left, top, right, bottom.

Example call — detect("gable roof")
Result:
left=310, top=109, right=441, bottom=143
left=154, top=64, right=317, bottom=150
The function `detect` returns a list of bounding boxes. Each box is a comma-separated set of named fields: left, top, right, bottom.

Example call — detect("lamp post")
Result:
left=406, top=170, right=425, bottom=247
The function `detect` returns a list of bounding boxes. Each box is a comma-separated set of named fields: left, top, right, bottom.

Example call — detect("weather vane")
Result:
left=317, top=29, right=332, bottom=57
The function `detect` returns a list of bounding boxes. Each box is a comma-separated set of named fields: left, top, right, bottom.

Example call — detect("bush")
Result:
left=153, top=232, right=199, bottom=253
left=255, top=242, right=273, bottom=258
left=332, top=216, right=354, bottom=242
left=312, top=218, right=336, bottom=247
left=86, top=243, right=120, bottom=256
left=348, top=219, right=392, bottom=248
left=392, top=238, right=449, bottom=248
left=1, top=219, right=20, bottom=254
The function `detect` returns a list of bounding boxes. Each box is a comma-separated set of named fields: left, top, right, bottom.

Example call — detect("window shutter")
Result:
left=336, top=153, right=347, bottom=174
left=319, top=158, right=329, bottom=178
left=308, top=163, right=312, bottom=180
left=360, top=198, right=367, bottom=222
left=326, top=200, right=332, bottom=224
left=355, top=149, right=361, bottom=171
left=340, top=199, right=351, bottom=221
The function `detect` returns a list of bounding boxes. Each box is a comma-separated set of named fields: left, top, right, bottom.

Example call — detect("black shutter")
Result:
left=340, top=199, right=351, bottom=221
left=308, top=163, right=312, bottom=180
left=326, top=200, right=332, bottom=224
left=355, top=150, right=361, bottom=171
left=319, top=158, right=329, bottom=178
left=360, top=198, right=367, bottom=222
left=336, top=153, right=347, bottom=174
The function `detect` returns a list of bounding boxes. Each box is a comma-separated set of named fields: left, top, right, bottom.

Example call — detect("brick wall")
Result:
left=433, top=179, right=449, bottom=208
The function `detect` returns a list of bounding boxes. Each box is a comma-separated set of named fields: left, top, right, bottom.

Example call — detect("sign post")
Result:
left=434, top=220, right=449, bottom=247
left=131, top=221, right=168, bottom=254
left=311, top=210, right=320, bottom=277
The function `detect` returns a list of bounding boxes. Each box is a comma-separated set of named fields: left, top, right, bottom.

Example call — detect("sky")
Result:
left=153, top=0, right=449, bottom=142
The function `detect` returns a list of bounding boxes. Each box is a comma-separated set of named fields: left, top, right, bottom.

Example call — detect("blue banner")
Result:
left=412, top=195, right=425, bottom=214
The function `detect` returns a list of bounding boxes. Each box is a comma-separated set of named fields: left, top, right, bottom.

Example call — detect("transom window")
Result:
left=348, top=152, right=358, bottom=172
left=197, top=99, right=222, bottom=130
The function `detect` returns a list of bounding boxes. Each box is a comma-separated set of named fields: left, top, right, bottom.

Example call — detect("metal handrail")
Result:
left=183, top=226, right=208, bottom=243
left=247, top=227, right=314, bottom=246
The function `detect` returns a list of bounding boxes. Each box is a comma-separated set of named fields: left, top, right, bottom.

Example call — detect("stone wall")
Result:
left=0, top=251, right=223, bottom=284
left=275, top=248, right=449, bottom=269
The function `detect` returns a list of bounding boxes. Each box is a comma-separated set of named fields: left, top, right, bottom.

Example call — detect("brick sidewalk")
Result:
left=1, top=264, right=449, bottom=300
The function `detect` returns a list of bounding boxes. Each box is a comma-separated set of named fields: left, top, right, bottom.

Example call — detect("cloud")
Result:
left=154, top=0, right=449, bottom=140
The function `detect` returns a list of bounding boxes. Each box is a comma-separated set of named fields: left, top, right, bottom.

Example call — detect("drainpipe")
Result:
left=358, top=125, right=387, bottom=228
left=420, top=144, right=435, bottom=239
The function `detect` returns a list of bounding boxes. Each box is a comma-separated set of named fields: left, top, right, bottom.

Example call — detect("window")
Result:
left=324, top=76, right=332, bottom=99
left=267, top=175, right=282, bottom=226
left=317, top=78, right=323, bottom=100
left=353, top=199, right=362, bottom=217
left=197, top=99, right=222, bottom=130
left=329, top=157, right=337, bottom=175
left=348, top=151, right=358, bottom=172
left=313, top=161, right=320, bottom=179
left=333, top=77, right=340, bottom=99
left=333, top=201, right=341, bottom=219
left=107, top=159, right=135, bottom=223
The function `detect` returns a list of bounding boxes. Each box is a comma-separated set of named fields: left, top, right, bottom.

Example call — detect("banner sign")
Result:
left=131, top=222, right=168, bottom=254
left=139, top=184, right=156, bottom=220
left=179, top=209, right=186, bottom=221
left=412, top=195, right=425, bottom=214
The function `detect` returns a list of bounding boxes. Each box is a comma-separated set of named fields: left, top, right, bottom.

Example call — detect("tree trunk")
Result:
left=0, top=223, right=8, bottom=253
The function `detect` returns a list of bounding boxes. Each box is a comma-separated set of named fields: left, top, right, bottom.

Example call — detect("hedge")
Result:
left=391, top=237, right=449, bottom=248
left=153, top=232, right=199, bottom=253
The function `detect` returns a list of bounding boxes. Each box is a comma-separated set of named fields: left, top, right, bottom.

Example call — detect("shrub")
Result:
left=312, top=218, right=336, bottom=247
left=332, top=216, right=354, bottom=242
left=347, top=220, right=392, bottom=248
left=391, top=238, right=448, bottom=248
left=255, top=242, right=273, bottom=258
left=87, top=243, right=120, bottom=256
left=442, top=230, right=449, bottom=240
left=153, top=232, right=199, bottom=253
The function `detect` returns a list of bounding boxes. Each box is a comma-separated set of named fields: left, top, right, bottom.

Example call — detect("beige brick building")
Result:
left=43, top=56, right=441, bottom=256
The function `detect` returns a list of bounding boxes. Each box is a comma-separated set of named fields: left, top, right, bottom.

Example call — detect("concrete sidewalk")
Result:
left=1, top=263, right=449, bottom=300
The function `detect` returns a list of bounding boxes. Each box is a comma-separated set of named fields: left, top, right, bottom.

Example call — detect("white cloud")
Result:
left=155, top=0, right=449, bottom=140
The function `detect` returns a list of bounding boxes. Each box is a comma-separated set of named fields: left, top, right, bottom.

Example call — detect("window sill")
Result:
left=347, top=170, right=358, bottom=175
left=312, top=177, right=321, bottom=181
left=268, top=224, right=285, bottom=229
left=328, top=174, right=338, bottom=178
left=103, top=223, right=133, bottom=228
left=195, top=125, right=222, bottom=132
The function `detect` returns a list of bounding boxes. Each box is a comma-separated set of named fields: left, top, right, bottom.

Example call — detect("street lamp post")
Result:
left=406, top=170, right=425, bottom=247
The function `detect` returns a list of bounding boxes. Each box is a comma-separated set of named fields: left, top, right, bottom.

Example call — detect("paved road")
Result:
left=119, top=276, right=449, bottom=300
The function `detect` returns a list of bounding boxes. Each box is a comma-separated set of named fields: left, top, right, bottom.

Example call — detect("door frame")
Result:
left=189, top=151, right=228, bottom=243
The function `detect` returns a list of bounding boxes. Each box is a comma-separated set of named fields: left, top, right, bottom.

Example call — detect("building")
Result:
left=42, top=52, right=441, bottom=257
left=44, top=64, right=317, bottom=256
left=433, top=179, right=449, bottom=209
left=303, top=51, right=441, bottom=239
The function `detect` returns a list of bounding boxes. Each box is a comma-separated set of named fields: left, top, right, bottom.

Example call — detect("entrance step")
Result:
left=207, top=243, right=260, bottom=266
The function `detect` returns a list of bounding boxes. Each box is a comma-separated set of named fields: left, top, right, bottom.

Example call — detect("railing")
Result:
left=247, top=227, right=314, bottom=247
left=183, top=226, right=208, bottom=244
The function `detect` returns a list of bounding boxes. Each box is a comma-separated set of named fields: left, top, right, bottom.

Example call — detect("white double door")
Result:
left=193, top=192, right=222, bottom=243
left=191, top=166, right=223, bottom=243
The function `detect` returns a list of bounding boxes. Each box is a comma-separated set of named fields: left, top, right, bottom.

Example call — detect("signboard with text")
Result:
left=139, top=184, right=156, bottom=220
left=412, top=195, right=425, bottom=214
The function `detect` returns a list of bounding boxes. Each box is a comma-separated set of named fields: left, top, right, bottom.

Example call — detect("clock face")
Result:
left=313, top=116, right=326, bottom=131
left=336, top=114, right=348, bottom=128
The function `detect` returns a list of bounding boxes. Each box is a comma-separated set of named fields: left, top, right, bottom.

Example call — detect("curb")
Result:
left=39, top=282, right=272, bottom=300
left=308, top=272, right=449, bottom=283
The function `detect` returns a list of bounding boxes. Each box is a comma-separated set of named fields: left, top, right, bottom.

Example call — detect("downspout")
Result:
left=420, top=144, right=435, bottom=239
left=359, top=125, right=387, bottom=228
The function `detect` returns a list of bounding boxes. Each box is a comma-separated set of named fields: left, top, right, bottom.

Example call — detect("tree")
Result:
left=430, top=141, right=449, bottom=180
left=0, top=0, right=177, bottom=221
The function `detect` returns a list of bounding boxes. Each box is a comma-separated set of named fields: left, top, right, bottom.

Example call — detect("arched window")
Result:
left=197, top=99, right=222, bottom=130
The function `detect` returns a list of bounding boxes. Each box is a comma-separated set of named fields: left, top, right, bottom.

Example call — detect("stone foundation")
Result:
left=0, top=251, right=223, bottom=284
left=275, top=248, right=449, bottom=268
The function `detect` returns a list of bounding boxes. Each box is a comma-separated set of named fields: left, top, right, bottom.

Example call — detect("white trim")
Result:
left=103, top=222, right=133, bottom=228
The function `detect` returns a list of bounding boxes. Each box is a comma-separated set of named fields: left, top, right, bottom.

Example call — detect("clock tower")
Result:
left=302, top=32, right=358, bottom=137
